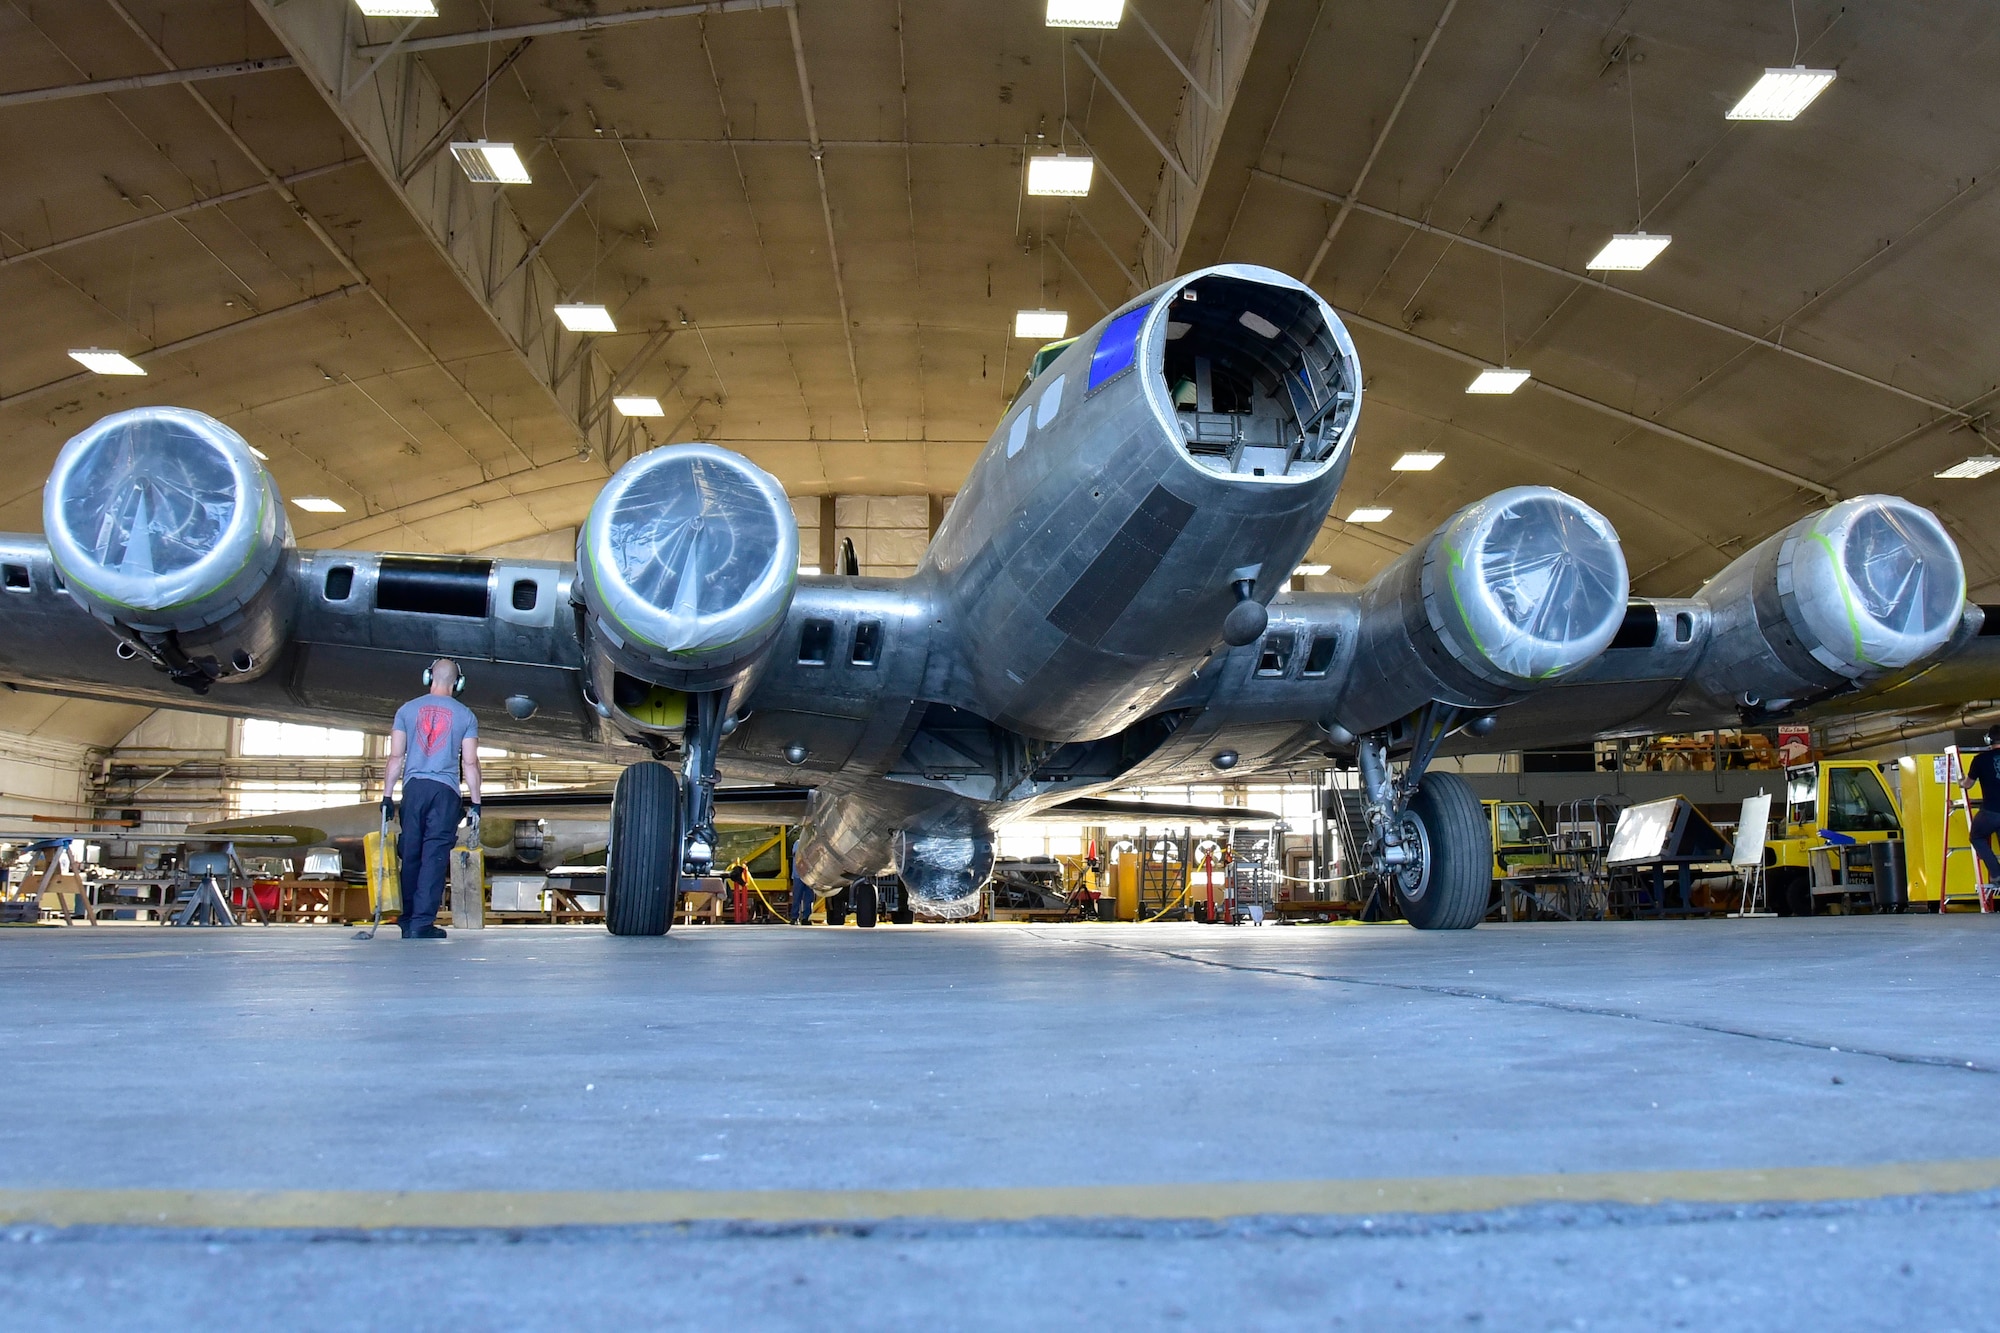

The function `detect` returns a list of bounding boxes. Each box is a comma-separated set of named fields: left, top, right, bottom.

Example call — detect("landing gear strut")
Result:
left=1356, top=703, right=1491, bottom=930
left=680, top=689, right=729, bottom=878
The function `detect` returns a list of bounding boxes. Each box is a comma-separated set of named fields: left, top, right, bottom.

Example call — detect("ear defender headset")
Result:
left=423, top=658, right=467, bottom=696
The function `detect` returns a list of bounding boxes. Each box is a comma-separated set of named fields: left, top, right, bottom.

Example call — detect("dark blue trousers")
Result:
left=1972, top=808, right=2000, bottom=883
left=398, top=779, right=461, bottom=934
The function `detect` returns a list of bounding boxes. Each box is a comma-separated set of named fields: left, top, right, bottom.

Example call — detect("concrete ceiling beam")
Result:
left=0, top=159, right=361, bottom=273
left=1255, top=167, right=1977, bottom=427
left=1339, top=306, right=1840, bottom=503
left=249, top=0, right=676, bottom=470
left=351, top=0, right=791, bottom=57
left=1130, top=0, right=1270, bottom=286
left=0, top=56, right=296, bottom=110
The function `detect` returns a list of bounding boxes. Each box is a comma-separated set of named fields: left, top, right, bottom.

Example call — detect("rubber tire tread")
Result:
left=825, top=888, right=849, bottom=926
left=1398, top=771, right=1490, bottom=931
left=854, top=880, right=878, bottom=929
left=605, top=761, right=680, bottom=936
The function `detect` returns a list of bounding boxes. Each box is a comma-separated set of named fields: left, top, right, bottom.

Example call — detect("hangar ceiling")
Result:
left=3, top=0, right=1998, bottom=624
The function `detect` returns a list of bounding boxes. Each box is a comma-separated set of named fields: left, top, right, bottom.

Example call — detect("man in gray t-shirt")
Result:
left=381, top=658, right=482, bottom=938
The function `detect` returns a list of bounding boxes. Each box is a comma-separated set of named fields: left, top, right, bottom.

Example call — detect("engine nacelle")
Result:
left=576, top=444, right=799, bottom=693
left=43, top=407, right=294, bottom=684
left=1329, top=486, right=1628, bottom=734
left=893, top=812, right=995, bottom=920
left=1691, top=495, right=1963, bottom=708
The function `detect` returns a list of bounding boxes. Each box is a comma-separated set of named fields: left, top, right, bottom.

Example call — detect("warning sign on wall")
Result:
left=1777, top=726, right=1812, bottom=765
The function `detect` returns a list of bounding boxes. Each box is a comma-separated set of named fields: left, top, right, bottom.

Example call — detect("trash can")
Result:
left=1868, top=840, right=1907, bottom=912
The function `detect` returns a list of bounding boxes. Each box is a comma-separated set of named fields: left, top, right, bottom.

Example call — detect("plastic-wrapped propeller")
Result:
left=1428, top=486, right=1629, bottom=684
left=577, top=443, right=799, bottom=689
left=43, top=406, right=288, bottom=631
left=1781, top=495, right=1963, bottom=676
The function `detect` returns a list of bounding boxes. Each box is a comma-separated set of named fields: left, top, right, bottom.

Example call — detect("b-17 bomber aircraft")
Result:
left=2, top=264, right=1985, bottom=932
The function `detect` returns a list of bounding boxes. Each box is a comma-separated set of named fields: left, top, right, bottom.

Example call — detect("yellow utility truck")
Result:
left=1484, top=800, right=1553, bottom=878
left=1764, top=755, right=1984, bottom=913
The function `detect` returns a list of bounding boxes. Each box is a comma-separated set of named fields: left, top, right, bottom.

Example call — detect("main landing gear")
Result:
left=604, top=686, right=732, bottom=937
left=1356, top=704, right=1492, bottom=930
left=605, top=760, right=682, bottom=936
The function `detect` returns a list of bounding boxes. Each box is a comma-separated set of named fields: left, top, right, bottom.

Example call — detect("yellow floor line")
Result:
left=4, top=1158, right=1999, bottom=1229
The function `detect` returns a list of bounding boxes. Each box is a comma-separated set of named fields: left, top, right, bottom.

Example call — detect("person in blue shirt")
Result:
left=381, top=659, right=482, bottom=939
left=1962, top=729, right=2000, bottom=887
left=789, top=864, right=814, bottom=925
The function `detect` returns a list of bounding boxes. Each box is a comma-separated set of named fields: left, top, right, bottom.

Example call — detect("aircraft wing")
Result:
left=1036, top=796, right=1278, bottom=825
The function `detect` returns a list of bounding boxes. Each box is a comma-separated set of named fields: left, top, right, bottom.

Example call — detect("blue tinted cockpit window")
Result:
left=1087, top=304, right=1151, bottom=392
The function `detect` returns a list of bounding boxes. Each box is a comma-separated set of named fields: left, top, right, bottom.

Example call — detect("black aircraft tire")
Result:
left=826, top=888, right=849, bottom=926
left=1396, top=771, right=1490, bottom=931
left=854, top=880, right=878, bottom=929
left=605, top=761, right=680, bottom=937
left=892, top=902, right=915, bottom=925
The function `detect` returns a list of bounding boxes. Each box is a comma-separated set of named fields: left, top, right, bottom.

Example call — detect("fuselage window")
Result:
left=511, top=579, right=539, bottom=611
left=1255, top=631, right=1296, bottom=677
left=1007, top=410, right=1031, bottom=458
left=851, top=619, right=882, bottom=667
left=2, top=564, right=29, bottom=591
left=799, top=619, right=833, bottom=665
left=1301, top=632, right=1337, bottom=676
left=1035, top=374, right=1066, bottom=429
left=324, top=566, right=355, bottom=600
left=1675, top=611, right=1694, bottom=643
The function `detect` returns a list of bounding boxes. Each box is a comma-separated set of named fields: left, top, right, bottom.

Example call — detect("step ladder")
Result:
left=1937, top=746, right=1995, bottom=914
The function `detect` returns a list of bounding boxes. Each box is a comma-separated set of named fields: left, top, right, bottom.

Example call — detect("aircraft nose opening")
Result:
left=1161, top=272, right=1360, bottom=480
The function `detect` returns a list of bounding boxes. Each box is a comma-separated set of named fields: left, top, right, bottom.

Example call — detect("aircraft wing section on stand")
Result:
left=1036, top=796, right=1278, bottom=825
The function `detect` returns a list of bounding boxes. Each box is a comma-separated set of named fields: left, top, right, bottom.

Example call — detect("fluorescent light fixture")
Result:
left=1014, top=308, right=1069, bottom=340
left=247, top=445, right=269, bottom=460
left=1026, top=153, right=1094, bottom=196
left=613, top=396, right=665, bottom=417
left=293, top=496, right=346, bottom=514
left=554, top=303, right=616, bottom=333
left=1467, top=368, right=1532, bottom=395
left=1047, top=0, right=1122, bottom=28
left=1935, top=457, right=2000, bottom=480
left=1726, top=67, right=1836, bottom=121
left=1391, top=451, right=1445, bottom=471
left=67, top=348, right=145, bottom=376
left=1347, top=507, right=1392, bottom=523
left=1585, top=232, right=1672, bottom=271
left=450, top=140, right=531, bottom=185
left=798, top=565, right=822, bottom=576
left=1294, top=564, right=1331, bottom=577
left=356, top=1, right=437, bottom=15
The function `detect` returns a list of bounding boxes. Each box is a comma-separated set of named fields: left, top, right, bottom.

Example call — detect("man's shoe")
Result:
left=413, top=925, right=448, bottom=939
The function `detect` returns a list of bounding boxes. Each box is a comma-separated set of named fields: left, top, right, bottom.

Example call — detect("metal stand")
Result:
left=171, top=872, right=239, bottom=927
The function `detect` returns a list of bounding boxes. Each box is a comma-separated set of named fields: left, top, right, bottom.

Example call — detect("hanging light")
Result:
left=1014, top=309, right=1069, bottom=340
left=1046, top=0, right=1122, bottom=28
left=1585, top=232, right=1671, bottom=271
left=1466, top=368, right=1531, bottom=395
left=1727, top=67, right=1836, bottom=121
left=1026, top=153, right=1095, bottom=197
left=450, top=141, right=531, bottom=185
left=554, top=304, right=616, bottom=333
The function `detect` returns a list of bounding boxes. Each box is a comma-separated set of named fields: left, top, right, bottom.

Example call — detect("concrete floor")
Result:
left=2, top=916, right=1997, bottom=1329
